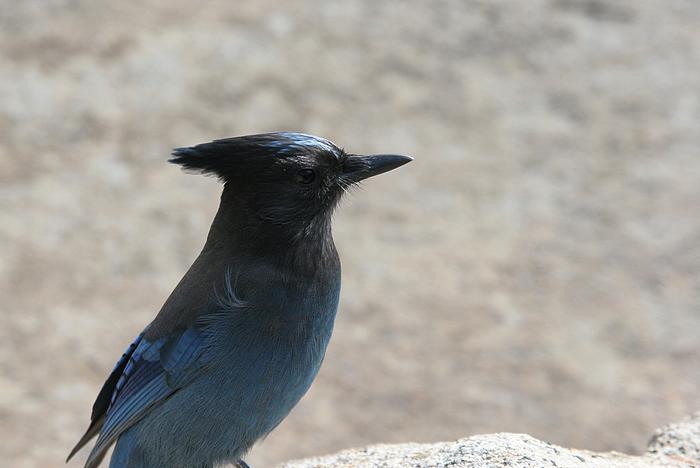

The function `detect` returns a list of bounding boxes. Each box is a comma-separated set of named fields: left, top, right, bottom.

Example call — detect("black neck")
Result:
left=203, top=185, right=338, bottom=274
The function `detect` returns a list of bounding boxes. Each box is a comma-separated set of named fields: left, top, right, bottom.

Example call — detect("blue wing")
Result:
left=81, top=328, right=210, bottom=468
left=67, top=334, right=145, bottom=463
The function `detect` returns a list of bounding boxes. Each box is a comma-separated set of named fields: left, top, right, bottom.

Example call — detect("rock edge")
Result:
left=282, top=412, right=700, bottom=467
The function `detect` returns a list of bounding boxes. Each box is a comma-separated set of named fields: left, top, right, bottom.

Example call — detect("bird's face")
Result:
left=171, top=132, right=412, bottom=229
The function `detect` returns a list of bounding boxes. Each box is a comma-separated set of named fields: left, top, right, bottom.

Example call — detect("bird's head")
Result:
left=170, top=132, right=412, bottom=233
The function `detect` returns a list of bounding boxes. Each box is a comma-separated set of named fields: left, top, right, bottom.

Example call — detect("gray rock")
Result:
left=647, top=413, right=700, bottom=465
left=282, top=412, right=700, bottom=467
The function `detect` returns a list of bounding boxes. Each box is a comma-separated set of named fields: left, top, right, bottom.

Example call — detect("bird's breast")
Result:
left=210, top=277, right=339, bottom=395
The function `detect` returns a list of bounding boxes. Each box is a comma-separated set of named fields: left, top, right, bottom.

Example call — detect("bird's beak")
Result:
left=341, top=154, right=413, bottom=184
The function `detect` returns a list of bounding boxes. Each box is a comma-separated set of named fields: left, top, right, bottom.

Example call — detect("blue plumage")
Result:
left=87, top=330, right=209, bottom=467
left=101, top=276, right=339, bottom=468
left=68, top=133, right=411, bottom=467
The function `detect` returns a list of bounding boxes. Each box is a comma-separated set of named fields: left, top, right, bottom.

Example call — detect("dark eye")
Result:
left=294, top=169, right=316, bottom=184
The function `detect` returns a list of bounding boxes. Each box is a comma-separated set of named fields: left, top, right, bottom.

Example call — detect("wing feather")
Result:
left=67, top=334, right=145, bottom=462
left=70, top=329, right=209, bottom=468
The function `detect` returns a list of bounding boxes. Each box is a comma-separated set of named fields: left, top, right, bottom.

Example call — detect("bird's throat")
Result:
left=206, top=185, right=337, bottom=266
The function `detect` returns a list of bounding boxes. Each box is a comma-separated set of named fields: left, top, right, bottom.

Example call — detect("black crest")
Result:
left=169, top=132, right=342, bottom=182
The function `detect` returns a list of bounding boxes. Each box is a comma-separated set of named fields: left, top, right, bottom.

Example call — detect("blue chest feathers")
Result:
left=199, top=269, right=341, bottom=435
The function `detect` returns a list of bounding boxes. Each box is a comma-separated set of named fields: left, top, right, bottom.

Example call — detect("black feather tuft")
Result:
left=169, top=138, right=277, bottom=182
left=169, top=143, right=237, bottom=181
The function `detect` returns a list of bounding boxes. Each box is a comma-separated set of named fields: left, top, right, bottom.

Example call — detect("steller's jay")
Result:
left=67, top=132, right=412, bottom=468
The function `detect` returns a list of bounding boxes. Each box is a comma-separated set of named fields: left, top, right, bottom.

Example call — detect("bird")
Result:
left=67, top=132, right=412, bottom=468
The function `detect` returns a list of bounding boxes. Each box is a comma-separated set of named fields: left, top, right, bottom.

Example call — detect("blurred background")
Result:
left=1, top=0, right=699, bottom=467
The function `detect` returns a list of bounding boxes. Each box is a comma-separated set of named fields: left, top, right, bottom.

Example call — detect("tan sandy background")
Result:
left=1, top=1, right=699, bottom=467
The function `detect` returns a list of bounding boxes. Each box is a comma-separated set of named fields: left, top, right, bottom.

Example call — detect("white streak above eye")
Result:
left=270, top=132, right=341, bottom=159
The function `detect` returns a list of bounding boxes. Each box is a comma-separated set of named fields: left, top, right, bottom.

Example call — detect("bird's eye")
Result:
left=294, top=169, right=316, bottom=184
